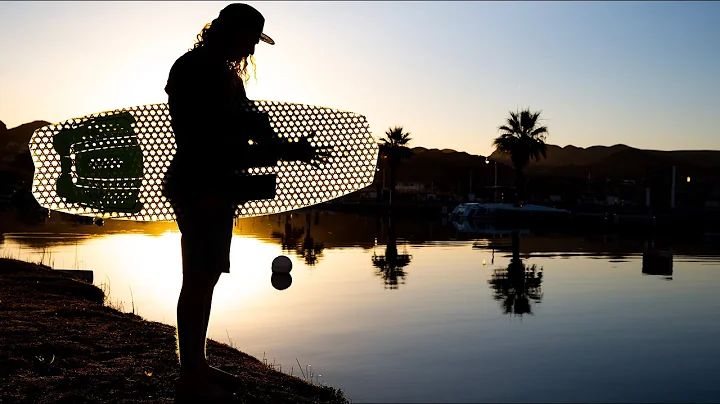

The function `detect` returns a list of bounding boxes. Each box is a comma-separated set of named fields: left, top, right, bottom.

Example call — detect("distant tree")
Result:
left=379, top=126, right=414, bottom=204
left=493, top=109, right=548, bottom=205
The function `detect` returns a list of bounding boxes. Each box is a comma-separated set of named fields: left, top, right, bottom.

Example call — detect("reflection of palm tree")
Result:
left=295, top=212, right=324, bottom=266
left=371, top=217, right=412, bottom=289
left=487, top=231, right=543, bottom=316
left=271, top=213, right=325, bottom=266
left=271, top=215, right=304, bottom=251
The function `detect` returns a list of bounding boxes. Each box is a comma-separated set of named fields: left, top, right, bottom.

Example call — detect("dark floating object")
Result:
left=271, top=273, right=292, bottom=291
left=271, top=255, right=292, bottom=273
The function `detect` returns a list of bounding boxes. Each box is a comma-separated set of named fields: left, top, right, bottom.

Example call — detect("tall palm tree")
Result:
left=378, top=126, right=414, bottom=205
left=493, top=109, right=549, bottom=205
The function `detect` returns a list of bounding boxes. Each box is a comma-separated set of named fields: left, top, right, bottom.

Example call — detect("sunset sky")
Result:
left=1, top=1, right=718, bottom=156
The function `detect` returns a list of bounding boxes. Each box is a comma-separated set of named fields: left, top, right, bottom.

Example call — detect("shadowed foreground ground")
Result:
left=0, top=258, right=349, bottom=404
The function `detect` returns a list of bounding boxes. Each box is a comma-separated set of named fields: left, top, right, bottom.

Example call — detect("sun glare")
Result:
left=25, top=230, right=289, bottom=323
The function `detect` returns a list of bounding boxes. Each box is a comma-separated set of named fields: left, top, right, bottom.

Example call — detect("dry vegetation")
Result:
left=0, top=258, right=348, bottom=404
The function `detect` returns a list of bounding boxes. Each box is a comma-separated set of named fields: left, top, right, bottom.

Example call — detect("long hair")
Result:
left=192, top=21, right=257, bottom=86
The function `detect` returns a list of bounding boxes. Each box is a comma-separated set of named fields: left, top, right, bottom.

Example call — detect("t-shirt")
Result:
left=163, top=47, right=249, bottom=200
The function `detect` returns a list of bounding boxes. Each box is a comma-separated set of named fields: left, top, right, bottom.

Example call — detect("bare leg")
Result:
left=176, top=271, right=230, bottom=398
left=174, top=198, right=239, bottom=398
left=201, top=287, right=243, bottom=388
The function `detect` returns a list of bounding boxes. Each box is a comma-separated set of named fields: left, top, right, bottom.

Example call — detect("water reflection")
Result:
left=271, top=273, right=293, bottom=290
left=3, top=211, right=720, bottom=402
left=452, top=219, right=530, bottom=238
left=642, top=241, right=673, bottom=281
left=1, top=232, right=93, bottom=249
left=371, top=216, right=412, bottom=290
left=270, top=212, right=325, bottom=266
left=296, top=212, right=324, bottom=266
left=487, top=231, right=543, bottom=316
left=271, top=215, right=304, bottom=250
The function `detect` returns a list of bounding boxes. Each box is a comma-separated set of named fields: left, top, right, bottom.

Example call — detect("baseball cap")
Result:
left=216, top=3, right=275, bottom=45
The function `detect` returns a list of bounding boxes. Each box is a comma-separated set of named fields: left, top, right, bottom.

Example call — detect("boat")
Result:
left=449, top=202, right=571, bottom=224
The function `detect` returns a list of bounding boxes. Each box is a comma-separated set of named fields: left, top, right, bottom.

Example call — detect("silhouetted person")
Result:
left=162, top=4, right=323, bottom=401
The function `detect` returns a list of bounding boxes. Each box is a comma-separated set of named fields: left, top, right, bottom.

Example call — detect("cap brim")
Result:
left=260, top=33, right=275, bottom=45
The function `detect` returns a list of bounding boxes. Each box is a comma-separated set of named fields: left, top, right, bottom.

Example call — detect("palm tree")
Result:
left=378, top=126, right=414, bottom=205
left=493, top=109, right=549, bottom=205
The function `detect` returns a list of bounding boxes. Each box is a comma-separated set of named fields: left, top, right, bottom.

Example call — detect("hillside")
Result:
left=382, top=143, right=720, bottom=195
left=4, top=118, right=720, bottom=189
left=487, top=144, right=720, bottom=181
left=0, top=119, right=50, bottom=150
left=0, top=120, right=50, bottom=175
left=388, top=147, right=513, bottom=194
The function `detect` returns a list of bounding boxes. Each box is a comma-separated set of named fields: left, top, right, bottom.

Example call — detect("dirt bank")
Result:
left=0, top=258, right=348, bottom=404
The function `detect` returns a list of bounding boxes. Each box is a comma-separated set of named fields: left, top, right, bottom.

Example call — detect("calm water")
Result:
left=2, top=211, right=720, bottom=403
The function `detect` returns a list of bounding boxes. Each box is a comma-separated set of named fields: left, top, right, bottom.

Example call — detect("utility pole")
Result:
left=469, top=170, right=473, bottom=200
left=670, top=165, right=676, bottom=209
left=382, top=168, right=386, bottom=204
left=486, top=158, right=498, bottom=203
left=494, top=161, right=498, bottom=203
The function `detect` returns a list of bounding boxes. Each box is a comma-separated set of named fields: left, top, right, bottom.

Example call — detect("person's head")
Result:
left=193, top=3, right=275, bottom=84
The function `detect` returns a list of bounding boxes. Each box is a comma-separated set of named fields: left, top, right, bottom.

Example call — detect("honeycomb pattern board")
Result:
left=29, top=101, right=379, bottom=222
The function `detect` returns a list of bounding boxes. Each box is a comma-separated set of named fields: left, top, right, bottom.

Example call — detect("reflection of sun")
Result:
left=214, top=235, right=285, bottom=308
left=83, top=231, right=184, bottom=307
left=82, top=231, right=286, bottom=323
left=1, top=223, right=311, bottom=330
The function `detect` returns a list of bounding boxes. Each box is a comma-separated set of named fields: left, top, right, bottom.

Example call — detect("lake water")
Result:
left=2, top=211, right=720, bottom=403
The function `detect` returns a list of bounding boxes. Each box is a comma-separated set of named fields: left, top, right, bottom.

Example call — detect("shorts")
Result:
left=172, top=197, right=237, bottom=275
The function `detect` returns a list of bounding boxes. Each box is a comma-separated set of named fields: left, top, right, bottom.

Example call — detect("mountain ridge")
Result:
left=2, top=119, right=720, bottom=186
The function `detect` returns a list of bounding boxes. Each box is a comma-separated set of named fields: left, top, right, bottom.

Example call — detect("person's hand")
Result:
left=287, top=132, right=331, bottom=168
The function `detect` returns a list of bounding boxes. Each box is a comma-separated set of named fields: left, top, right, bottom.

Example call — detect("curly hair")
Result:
left=192, top=21, right=257, bottom=86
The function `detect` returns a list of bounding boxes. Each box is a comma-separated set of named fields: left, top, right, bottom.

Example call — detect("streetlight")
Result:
left=486, top=157, right=497, bottom=202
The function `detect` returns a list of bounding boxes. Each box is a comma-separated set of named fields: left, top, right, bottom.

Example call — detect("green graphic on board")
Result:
left=53, top=112, right=143, bottom=213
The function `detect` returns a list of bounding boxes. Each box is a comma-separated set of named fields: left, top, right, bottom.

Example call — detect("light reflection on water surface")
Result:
left=2, top=211, right=720, bottom=403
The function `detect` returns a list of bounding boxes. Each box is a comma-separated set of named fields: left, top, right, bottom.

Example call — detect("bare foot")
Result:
left=176, top=370, right=236, bottom=402
left=208, top=366, right=243, bottom=390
